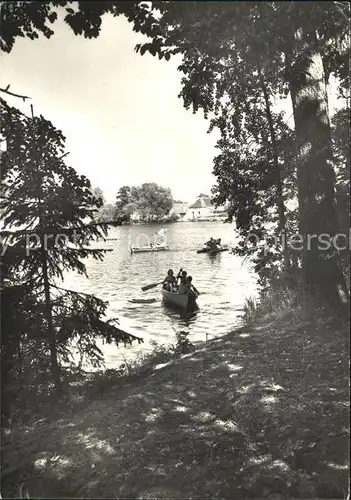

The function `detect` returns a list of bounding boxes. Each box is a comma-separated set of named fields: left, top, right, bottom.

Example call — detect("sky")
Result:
left=0, top=10, right=344, bottom=205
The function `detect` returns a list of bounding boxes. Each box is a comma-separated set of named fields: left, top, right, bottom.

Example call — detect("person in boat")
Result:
left=176, top=268, right=185, bottom=282
left=186, top=276, right=199, bottom=296
left=163, top=269, right=176, bottom=291
left=177, top=269, right=188, bottom=294
left=205, top=237, right=217, bottom=250
left=154, top=228, right=167, bottom=247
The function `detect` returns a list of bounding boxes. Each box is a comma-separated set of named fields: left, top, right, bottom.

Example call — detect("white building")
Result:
left=182, top=194, right=227, bottom=221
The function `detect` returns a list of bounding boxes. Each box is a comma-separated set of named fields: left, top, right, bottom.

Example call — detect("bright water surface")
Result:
left=62, top=222, right=258, bottom=369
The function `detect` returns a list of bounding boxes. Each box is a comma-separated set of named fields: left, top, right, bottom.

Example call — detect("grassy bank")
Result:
left=1, top=310, right=349, bottom=498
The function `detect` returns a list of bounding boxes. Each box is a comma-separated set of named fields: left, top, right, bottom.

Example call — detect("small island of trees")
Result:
left=93, top=183, right=174, bottom=224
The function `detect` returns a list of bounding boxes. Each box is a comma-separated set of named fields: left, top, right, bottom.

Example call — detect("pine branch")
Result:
left=0, top=224, right=113, bottom=238
left=51, top=284, right=97, bottom=298
left=0, top=97, right=29, bottom=118
left=58, top=152, right=70, bottom=160
left=50, top=287, right=144, bottom=344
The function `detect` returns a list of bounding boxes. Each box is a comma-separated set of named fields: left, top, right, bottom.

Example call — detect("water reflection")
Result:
left=206, top=252, right=223, bottom=266
left=162, top=301, right=200, bottom=327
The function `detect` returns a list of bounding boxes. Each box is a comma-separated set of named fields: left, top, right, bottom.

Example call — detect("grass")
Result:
left=242, top=286, right=299, bottom=325
left=1, top=314, right=349, bottom=499
left=2, top=334, right=192, bottom=430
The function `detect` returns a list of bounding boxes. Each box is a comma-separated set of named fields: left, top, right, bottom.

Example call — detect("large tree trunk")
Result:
left=41, top=240, right=63, bottom=397
left=288, top=37, right=348, bottom=312
left=1, top=346, right=14, bottom=429
left=30, top=106, right=63, bottom=397
left=0, top=288, right=22, bottom=429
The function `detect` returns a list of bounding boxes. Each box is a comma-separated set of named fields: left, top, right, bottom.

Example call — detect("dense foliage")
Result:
left=92, top=186, right=105, bottom=205
left=131, top=2, right=350, bottom=309
left=131, top=2, right=349, bottom=310
left=331, top=105, right=350, bottom=287
left=115, top=183, right=173, bottom=223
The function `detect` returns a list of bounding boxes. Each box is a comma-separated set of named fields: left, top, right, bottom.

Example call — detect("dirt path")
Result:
left=1, top=316, right=349, bottom=498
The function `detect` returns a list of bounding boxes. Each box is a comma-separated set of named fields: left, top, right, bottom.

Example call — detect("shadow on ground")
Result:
left=1, top=317, right=349, bottom=498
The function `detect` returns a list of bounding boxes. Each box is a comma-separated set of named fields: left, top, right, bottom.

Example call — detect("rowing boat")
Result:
left=131, top=245, right=170, bottom=254
left=197, top=245, right=229, bottom=254
left=161, top=289, right=198, bottom=308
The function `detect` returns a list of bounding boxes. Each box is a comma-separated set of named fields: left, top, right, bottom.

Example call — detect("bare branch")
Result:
left=58, top=152, right=70, bottom=160
left=0, top=86, right=31, bottom=101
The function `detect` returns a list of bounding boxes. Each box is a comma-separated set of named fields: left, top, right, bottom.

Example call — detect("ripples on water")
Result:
left=62, top=222, right=258, bottom=369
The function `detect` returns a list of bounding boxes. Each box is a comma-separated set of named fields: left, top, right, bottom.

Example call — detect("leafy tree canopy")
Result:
left=2, top=2, right=348, bottom=95
left=115, top=182, right=173, bottom=222
left=92, top=186, right=105, bottom=205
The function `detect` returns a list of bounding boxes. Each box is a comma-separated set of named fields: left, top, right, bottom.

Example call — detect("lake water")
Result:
left=62, top=222, right=258, bottom=369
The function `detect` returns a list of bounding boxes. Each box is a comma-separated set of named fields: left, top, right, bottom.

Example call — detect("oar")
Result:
left=141, top=281, right=163, bottom=292
left=129, top=298, right=157, bottom=303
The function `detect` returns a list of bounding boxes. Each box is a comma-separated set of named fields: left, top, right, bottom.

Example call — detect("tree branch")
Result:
left=59, top=152, right=70, bottom=160
left=51, top=284, right=99, bottom=299
left=334, top=1, right=350, bottom=24
left=0, top=86, right=31, bottom=101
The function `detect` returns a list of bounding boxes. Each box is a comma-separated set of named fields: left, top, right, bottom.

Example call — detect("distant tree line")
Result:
left=92, top=183, right=174, bottom=224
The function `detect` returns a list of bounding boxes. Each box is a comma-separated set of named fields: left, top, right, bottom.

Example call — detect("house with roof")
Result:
left=182, top=193, right=227, bottom=221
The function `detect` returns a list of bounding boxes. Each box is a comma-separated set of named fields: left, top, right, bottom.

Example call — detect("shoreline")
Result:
left=2, top=310, right=348, bottom=499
